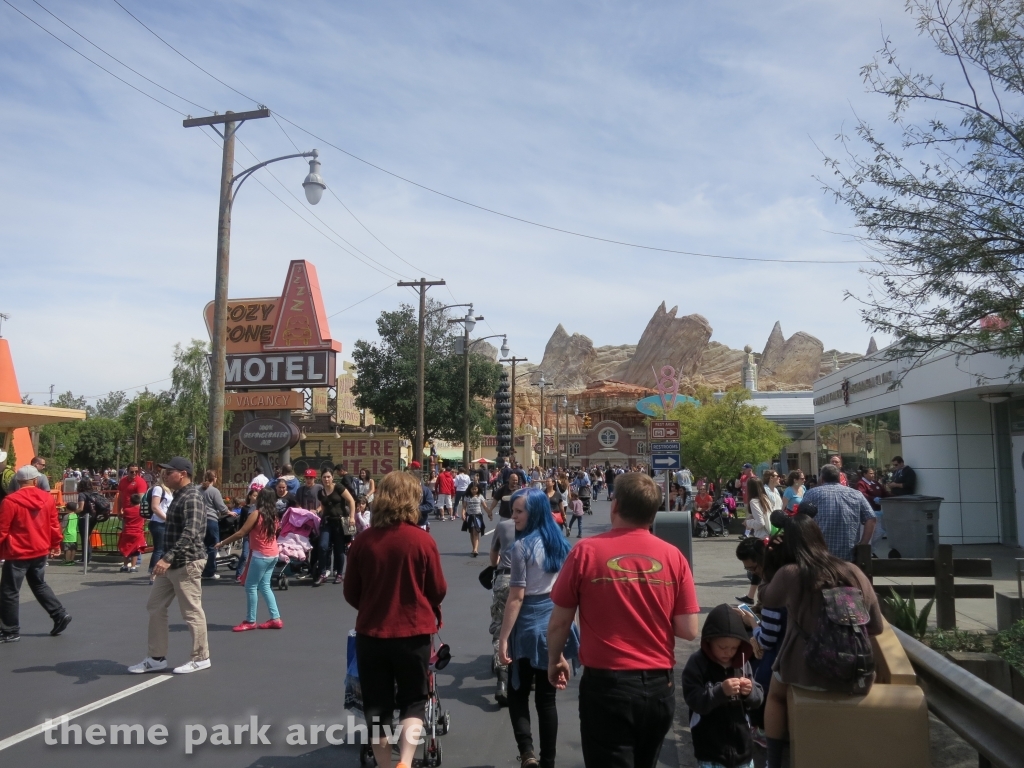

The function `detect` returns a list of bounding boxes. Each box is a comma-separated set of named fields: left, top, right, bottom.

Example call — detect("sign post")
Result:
left=648, top=418, right=691, bottom=569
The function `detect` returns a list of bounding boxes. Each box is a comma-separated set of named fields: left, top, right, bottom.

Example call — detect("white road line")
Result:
left=484, top=529, right=495, bottom=536
left=0, top=675, right=171, bottom=752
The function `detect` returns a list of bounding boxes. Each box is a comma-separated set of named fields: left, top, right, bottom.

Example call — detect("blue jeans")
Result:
left=202, top=518, right=220, bottom=577
left=568, top=515, right=583, bottom=536
left=317, top=520, right=350, bottom=578
left=235, top=538, right=250, bottom=577
left=245, top=553, right=280, bottom=622
left=147, top=520, right=166, bottom=573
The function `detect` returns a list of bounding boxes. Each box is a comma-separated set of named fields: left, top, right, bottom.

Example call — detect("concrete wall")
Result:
left=900, top=401, right=1000, bottom=545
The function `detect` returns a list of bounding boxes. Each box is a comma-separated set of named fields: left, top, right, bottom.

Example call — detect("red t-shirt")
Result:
left=118, top=474, right=148, bottom=512
left=550, top=527, right=699, bottom=670
left=437, top=472, right=455, bottom=495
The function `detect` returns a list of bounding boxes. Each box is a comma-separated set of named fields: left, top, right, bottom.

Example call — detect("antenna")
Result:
left=0, top=312, right=8, bottom=337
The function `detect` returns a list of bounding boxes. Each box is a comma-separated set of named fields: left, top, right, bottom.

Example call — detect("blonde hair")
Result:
left=371, top=471, right=422, bottom=528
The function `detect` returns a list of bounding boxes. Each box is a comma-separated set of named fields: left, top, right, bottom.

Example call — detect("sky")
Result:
left=0, top=0, right=945, bottom=402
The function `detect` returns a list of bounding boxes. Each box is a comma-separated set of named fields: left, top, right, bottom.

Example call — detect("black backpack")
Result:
left=800, top=586, right=876, bottom=691
left=87, top=492, right=112, bottom=522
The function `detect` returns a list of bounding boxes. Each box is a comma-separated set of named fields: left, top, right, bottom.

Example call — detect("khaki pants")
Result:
left=147, top=559, right=209, bottom=661
left=489, top=572, right=511, bottom=671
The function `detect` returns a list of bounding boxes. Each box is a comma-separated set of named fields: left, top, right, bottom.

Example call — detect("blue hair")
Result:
left=514, top=488, right=571, bottom=573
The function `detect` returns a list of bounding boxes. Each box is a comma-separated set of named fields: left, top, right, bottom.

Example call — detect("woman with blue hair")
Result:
left=497, top=488, right=580, bottom=768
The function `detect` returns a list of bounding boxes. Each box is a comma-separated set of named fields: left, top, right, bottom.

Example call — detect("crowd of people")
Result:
left=0, top=449, right=906, bottom=768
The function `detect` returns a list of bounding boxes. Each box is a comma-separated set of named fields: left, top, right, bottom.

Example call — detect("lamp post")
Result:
left=183, top=108, right=325, bottom=482
left=538, top=375, right=546, bottom=471
left=186, top=425, right=197, bottom=469
left=572, top=403, right=579, bottom=468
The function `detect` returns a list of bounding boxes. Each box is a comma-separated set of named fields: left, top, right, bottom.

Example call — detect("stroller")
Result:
left=273, top=507, right=320, bottom=590
left=215, top=514, right=240, bottom=573
left=693, top=500, right=727, bottom=538
left=346, top=631, right=451, bottom=767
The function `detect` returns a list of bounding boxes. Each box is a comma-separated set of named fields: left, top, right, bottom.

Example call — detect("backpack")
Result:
left=139, top=487, right=154, bottom=519
left=801, top=586, right=875, bottom=691
left=87, top=492, right=112, bottom=523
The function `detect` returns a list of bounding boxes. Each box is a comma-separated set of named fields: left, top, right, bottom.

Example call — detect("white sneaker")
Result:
left=128, top=657, right=168, bottom=674
left=173, top=658, right=211, bottom=674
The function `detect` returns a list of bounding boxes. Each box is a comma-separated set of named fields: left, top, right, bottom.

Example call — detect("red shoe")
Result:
left=258, top=618, right=284, bottom=630
left=232, top=621, right=257, bottom=632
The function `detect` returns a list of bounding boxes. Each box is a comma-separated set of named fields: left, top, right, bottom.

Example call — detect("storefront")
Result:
left=814, top=348, right=1024, bottom=547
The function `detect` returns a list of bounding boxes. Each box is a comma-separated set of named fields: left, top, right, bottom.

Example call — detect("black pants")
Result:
left=508, top=658, right=558, bottom=767
left=356, top=633, right=430, bottom=725
left=0, top=557, right=66, bottom=635
left=578, top=668, right=675, bottom=768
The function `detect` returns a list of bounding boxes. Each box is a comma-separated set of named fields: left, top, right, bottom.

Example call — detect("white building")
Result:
left=813, top=348, right=1024, bottom=547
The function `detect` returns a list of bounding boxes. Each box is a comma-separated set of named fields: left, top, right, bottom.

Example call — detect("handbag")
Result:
left=478, top=565, right=496, bottom=590
left=341, top=517, right=357, bottom=537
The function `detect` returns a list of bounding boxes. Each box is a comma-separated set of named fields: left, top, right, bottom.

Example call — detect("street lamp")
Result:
left=561, top=394, right=568, bottom=470
left=183, top=108, right=325, bottom=482
left=449, top=308, right=500, bottom=468
left=500, top=351, right=528, bottom=465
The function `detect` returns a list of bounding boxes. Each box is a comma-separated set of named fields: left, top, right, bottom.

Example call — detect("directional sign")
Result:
left=650, top=441, right=681, bottom=453
left=649, top=420, right=680, bottom=440
left=651, top=454, right=681, bottom=470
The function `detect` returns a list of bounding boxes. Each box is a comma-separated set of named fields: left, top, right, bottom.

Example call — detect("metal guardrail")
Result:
left=892, top=627, right=1024, bottom=768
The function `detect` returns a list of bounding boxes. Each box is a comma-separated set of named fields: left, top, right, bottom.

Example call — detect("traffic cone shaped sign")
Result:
left=90, top=529, right=103, bottom=550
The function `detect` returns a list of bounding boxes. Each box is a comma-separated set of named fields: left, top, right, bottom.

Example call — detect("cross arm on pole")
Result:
left=182, top=108, right=270, bottom=128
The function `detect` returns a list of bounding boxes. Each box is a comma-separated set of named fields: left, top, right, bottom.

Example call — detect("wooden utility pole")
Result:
left=183, top=107, right=270, bottom=481
left=397, top=278, right=446, bottom=471
left=504, top=357, right=528, bottom=464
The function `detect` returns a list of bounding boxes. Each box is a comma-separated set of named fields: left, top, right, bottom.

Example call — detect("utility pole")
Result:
left=183, top=107, right=271, bottom=482
left=49, top=384, right=54, bottom=406
left=504, top=357, right=528, bottom=464
left=134, top=400, right=142, bottom=465
left=397, top=277, right=445, bottom=471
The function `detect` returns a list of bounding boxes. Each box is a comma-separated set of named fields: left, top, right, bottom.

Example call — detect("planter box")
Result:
left=946, top=651, right=1013, bottom=697
left=996, top=591, right=1023, bottom=631
left=1013, top=665, right=1024, bottom=706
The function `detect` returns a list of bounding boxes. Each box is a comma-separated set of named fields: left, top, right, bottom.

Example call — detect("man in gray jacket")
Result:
left=199, top=470, right=229, bottom=579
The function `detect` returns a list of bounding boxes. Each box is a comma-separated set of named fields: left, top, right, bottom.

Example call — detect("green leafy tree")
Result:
left=352, top=300, right=503, bottom=444
left=664, top=387, right=788, bottom=486
left=825, top=0, right=1024, bottom=380
left=91, top=390, right=128, bottom=419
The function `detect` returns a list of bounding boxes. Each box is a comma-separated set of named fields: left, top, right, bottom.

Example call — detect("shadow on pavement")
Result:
left=169, top=622, right=236, bottom=633
left=435, top=654, right=503, bottom=713
left=12, top=658, right=130, bottom=684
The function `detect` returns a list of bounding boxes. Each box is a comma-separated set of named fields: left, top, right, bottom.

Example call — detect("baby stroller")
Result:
left=273, top=507, right=320, bottom=590
left=215, top=514, right=240, bottom=573
left=347, top=631, right=451, bottom=767
left=693, top=500, right=727, bottom=538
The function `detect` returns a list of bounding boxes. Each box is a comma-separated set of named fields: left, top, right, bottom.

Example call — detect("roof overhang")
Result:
left=0, top=402, right=87, bottom=429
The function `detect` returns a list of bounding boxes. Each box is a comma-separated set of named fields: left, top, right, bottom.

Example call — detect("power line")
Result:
left=109, top=1, right=868, bottom=266
left=3, top=0, right=186, bottom=116
left=326, top=282, right=397, bottom=319
left=29, top=0, right=211, bottom=112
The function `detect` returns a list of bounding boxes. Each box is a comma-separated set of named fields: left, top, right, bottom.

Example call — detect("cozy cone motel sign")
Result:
left=205, top=260, right=341, bottom=392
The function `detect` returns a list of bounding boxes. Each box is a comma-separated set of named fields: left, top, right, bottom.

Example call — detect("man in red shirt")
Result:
left=118, top=463, right=148, bottom=514
left=828, top=454, right=849, bottom=486
left=547, top=472, right=699, bottom=768
left=0, top=465, right=71, bottom=642
left=435, top=467, right=456, bottom=522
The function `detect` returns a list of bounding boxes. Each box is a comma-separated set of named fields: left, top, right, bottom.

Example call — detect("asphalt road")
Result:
left=0, top=497, right=977, bottom=768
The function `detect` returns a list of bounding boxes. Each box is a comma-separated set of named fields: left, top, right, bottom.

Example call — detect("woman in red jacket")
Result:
left=344, top=471, right=447, bottom=768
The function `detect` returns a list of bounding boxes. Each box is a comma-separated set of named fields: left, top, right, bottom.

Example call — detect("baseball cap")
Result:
left=15, top=465, right=41, bottom=482
left=158, top=457, right=194, bottom=476
left=410, top=460, right=421, bottom=469
left=304, top=468, right=318, bottom=478
left=742, top=463, right=753, bottom=469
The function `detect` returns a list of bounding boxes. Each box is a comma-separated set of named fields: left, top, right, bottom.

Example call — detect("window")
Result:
left=817, top=409, right=902, bottom=475
left=636, top=441, right=647, bottom=455
left=569, top=442, right=580, bottom=456
left=598, top=428, right=618, bottom=448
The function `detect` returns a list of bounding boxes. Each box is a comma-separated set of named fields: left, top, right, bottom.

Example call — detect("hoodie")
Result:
left=682, top=604, right=764, bottom=768
left=0, top=486, right=63, bottom=560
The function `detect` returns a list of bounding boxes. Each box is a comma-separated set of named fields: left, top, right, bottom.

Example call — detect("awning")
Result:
left=0, top=401, right=87, bottom=429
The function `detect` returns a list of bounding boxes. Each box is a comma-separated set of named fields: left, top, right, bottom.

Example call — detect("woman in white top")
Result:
left=745, top=476, right=772, bottom=540
left=460, top=482, right=487, bottom=557
left=762, top=469, right=784, bottom=514
left=147, top=481, right=173, bottom=584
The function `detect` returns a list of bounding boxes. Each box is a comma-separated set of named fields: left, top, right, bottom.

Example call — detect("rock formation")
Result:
left=763, top=331, right=823, bottom=388
left=866, top=337, right=878, bottom=355
left=617, top=303, right=713, bottom=387
left=759, top=321, right=786, bottom=374
left=530, top=324, right=598, bottom=388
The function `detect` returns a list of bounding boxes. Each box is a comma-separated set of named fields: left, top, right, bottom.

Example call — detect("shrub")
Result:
left=993, top=620, right=1024, bottom=673
left=884, top=587, right=934, bottom=639
left=927, top=629, right=987, bottom=654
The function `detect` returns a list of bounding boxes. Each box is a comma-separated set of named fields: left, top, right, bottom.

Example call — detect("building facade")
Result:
left=814, top=348, right=1023, bottom=547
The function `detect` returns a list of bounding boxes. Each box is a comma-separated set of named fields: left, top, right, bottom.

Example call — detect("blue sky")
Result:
left=0, top=0, right=939, bottom=401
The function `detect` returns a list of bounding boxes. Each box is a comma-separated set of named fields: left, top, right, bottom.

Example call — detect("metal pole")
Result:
left=510, top=359, right=516, bottom=464
left=463, top=321, right=471, bottom=469
left=82, top=508, right=90, bottom=575
left=540, top=384, right=545, bottom=472
left=134, top=401, right=141, bottom=465
left=207, top=112, right=235, bottom=482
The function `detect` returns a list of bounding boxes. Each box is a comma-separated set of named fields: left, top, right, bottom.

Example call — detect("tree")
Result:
left=664, top=387, right=788, bottom=486
left=352, top=300, right=503, bottom=444
left=826, top=0, right=1024, bottom=380
left=91, top=390, right=128, bottom=419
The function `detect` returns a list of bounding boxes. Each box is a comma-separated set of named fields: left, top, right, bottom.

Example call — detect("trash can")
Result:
left=653, top=510, right=693, bottom=571
left=879, top=495, right=942, bottom=559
